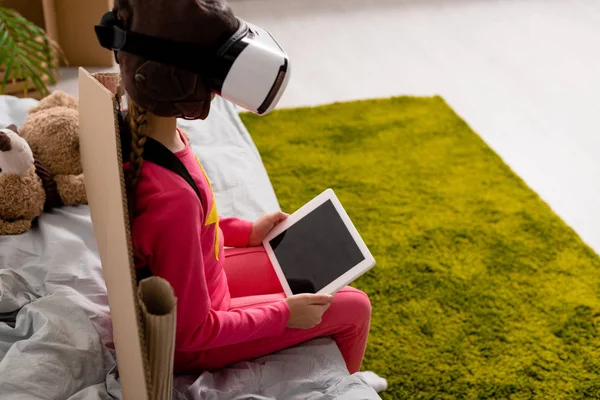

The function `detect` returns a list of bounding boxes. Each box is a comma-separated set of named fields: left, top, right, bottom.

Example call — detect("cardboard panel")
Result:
left=3, top=0, right=114, bottom=67
left=41, top=0, right=58, bottom=45
left=78, top=68, right=150, bottom=400
left=3, top=0, right=46, bottom=28
left=55, top=0, right=114, bottom=67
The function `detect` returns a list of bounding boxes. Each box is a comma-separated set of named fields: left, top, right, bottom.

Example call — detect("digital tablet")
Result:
left=262, top=189, right=376, bottom=297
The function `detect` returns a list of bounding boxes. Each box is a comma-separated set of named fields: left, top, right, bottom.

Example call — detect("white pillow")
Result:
left=0, top=95, right=38, bottom=128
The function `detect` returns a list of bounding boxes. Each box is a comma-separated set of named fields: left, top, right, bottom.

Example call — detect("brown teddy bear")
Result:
left=28, top=90, right=78, bottom=113
left=0, top=125, right=45, bottom=235
left=20, top=91, right=87, bottom=207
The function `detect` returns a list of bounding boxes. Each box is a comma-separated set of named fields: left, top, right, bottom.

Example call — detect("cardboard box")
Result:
left=78, top=68, right=176, bottom=400
left=4, top=0, right=115, bottom=67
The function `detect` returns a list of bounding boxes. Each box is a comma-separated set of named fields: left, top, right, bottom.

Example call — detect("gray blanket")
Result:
left=0, top=270, right=118, bottom=400
left=0, top=95, right=380, bottom=399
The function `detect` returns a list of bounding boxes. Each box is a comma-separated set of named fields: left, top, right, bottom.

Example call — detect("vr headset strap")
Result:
left=134, top=138, right=205, bottom=283
left=143, top=138, right=204, bottom=204
left=95, top=11, right=216, bottom=73
left=118, top=112, right=204, bottom=283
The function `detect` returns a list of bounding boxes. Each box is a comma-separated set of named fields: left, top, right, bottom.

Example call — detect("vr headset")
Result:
left=95, top=11, right=290, bottom=115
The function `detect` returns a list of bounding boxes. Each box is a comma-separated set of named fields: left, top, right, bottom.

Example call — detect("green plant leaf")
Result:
left=0, top=29, right=8, bottom=47
left=21, top=56, right=49, bottom=80
left=0, top=6, right=60, bottom=97
left=0, top=55, right=13, bottom=92
left=28, top=70, right=47, bottom=95
left=18, top=42, right=51, bottom=64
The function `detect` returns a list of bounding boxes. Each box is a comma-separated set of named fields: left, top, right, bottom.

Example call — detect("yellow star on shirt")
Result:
left=196, top=156, right=220, bottom=260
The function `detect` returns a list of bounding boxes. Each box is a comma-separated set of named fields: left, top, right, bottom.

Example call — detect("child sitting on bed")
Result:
left=112, top=0, right=386, bottom=392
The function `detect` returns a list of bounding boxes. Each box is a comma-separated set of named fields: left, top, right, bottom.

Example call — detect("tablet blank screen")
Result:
left=269, top=199, right=365, bottom=294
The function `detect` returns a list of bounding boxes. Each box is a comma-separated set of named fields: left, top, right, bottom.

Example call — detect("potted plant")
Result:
left=0, top=6, right=62, bottom=99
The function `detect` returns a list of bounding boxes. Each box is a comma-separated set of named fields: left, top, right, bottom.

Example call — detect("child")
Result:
left=113, top=0, right=386, bottom=392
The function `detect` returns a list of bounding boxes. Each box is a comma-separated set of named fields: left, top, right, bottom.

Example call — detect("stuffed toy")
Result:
left=0, top=125, right=45, bottom=235
left=20, top=91, right=87, bottom=208
left=0, top=91, right=87, bottom=235
left=28, top=90, right=78, bottom=113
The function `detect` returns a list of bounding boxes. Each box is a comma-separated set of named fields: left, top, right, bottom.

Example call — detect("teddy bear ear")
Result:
left=28, top=91, right=78, bottom=115
left=6, top=124, right=18, bottom=134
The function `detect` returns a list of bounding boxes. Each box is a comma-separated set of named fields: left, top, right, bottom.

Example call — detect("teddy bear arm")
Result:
left=55, top=174, right=87, bottom=205
left=0, top=218, right=32, bottom=236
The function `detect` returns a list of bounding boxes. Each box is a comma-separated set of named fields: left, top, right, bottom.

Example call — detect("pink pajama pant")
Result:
left=193, top=246, right=372, bottom=374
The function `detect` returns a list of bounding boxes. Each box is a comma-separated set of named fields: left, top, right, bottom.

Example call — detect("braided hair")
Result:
left=128, top=98, right=148, bottom=188
left=122, top=98, right=149, bottom=223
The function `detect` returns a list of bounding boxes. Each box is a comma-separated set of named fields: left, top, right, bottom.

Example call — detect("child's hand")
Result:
left=285, top=294, right=334, bottom=329
left=248, top=211, right=288, bottom=247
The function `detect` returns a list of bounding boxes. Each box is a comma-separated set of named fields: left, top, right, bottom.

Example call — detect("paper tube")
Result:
left=138, top=277, right=177, bottom=400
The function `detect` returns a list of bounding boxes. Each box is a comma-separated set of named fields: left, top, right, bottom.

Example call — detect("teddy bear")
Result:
left=0, top=125, right=46, bottom=235
left=19, top=91, right=87, bottom=207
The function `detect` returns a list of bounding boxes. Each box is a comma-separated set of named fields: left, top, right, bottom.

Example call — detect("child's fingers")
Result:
left=308, top=294, right=334, bottom=305
left=272, top=211, right=288, bottom=225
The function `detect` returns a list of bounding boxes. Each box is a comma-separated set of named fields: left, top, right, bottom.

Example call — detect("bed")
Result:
left=0, top=94, right=381, bottom=400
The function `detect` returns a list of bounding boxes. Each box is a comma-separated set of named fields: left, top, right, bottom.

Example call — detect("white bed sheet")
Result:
left=0, top=95, right=379, bottom=400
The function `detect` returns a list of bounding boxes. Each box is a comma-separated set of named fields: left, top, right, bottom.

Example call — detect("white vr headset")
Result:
left=95, top=11, right=290, bottom=115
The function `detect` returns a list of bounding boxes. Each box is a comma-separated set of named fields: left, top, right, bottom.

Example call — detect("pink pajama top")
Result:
left=128, top=133, right=289, bottom=372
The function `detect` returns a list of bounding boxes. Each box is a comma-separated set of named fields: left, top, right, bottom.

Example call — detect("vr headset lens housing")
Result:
left=213, top=21, right=290, bottom=115
left=95, top=13, right=290, bottom=115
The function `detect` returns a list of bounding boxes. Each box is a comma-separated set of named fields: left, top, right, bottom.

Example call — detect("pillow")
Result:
left=0, top=95, right=38, bottom=128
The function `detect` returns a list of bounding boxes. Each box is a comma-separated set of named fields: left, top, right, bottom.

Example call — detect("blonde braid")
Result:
left=129, top=99, right=148, bottom=187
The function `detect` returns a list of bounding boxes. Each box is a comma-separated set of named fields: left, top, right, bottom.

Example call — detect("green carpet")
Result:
left=240, top=97, right=600, bottom=400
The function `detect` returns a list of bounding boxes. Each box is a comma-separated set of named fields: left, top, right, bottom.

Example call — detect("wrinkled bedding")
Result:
left=0, top=95, right=380, bottom=399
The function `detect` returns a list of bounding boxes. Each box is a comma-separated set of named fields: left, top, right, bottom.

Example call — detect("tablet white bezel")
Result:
left=262, top=188, right=376, bottom=297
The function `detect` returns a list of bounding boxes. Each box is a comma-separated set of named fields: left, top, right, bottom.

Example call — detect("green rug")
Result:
left=240, top=97, right=600, bottom=400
